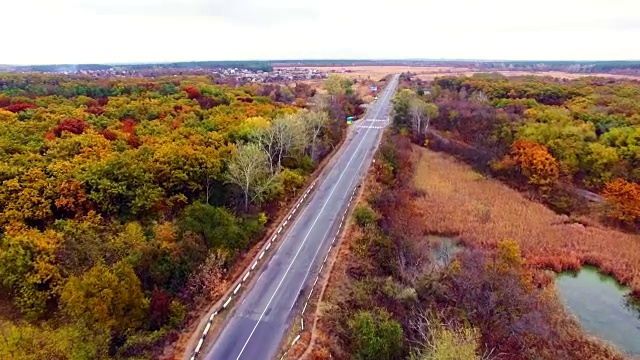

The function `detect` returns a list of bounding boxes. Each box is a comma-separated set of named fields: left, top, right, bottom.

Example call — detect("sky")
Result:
left=2, top=0, right=639, bottom=65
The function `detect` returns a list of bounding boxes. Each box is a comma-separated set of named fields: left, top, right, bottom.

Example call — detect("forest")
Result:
left=392, top=73, right=640, bottom=230
left=0, top=73, right=364, bottom=359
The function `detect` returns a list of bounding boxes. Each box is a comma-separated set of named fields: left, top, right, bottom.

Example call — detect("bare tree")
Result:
left=253, top=125, right=278, bottom=173
left=252, top=115, right=306, bottom=173
left=409, top=99, right=439, bottom=137
left=300, top=110, right=329, bottom=161
left=226, top=142, right=278, bottom=211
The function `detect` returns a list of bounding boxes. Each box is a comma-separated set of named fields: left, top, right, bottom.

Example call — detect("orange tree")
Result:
left=493, top=139, right=560, bottom=190
left=602, top=178, right=640, bottom=226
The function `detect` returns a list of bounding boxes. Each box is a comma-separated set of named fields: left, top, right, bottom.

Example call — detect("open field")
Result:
left=412, top=146, right=640, bottom=294
left=276, top=65, right=640, bottom=81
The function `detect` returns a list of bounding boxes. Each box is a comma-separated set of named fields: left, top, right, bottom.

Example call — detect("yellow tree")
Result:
left=0, top=168, right=55, bottom=226
left=60, top=261, right=147, bottom=335
left=0, top=227, right=63, bottom=318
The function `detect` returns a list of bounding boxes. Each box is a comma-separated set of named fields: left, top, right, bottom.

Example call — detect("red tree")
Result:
left=52, top=118, right=89, bottom=137
left=5, top=102, right=36, bottom=113
left=182, top=86, right=201, bottom=100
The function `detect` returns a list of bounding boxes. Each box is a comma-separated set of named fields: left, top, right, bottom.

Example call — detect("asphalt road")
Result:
left=204, top=74, right=399, bottom=360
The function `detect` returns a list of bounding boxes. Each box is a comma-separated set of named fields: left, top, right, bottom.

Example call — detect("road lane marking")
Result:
left=232, top=97, right=385, bottom=360
left=225, top=76, right=398, bottom=360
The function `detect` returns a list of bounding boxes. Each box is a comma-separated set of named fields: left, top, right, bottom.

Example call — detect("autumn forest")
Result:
left=0, top=73, right=364, bottom=358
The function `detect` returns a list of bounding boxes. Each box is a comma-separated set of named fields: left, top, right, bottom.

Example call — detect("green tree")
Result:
left=324, top=74, right=354, bottom=97
left=179, top=203, right=250, bottom=251
left=348, top=309, right=403, bottom=360
left=81, top=152, right=164, bottom=218
left=392, top=89, right=415, bottom=128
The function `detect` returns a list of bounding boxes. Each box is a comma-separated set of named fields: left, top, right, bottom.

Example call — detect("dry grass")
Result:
left=412, top=146, right=640, bottom=293
left=276, top=65, right=640, bottom=81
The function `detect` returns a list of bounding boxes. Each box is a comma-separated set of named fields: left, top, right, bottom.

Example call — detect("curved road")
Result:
left=204, top=74, right=399, bottom=360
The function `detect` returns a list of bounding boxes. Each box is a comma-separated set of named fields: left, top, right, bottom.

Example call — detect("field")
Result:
left=276, top=65, right=640, bottom=81
left=412, top=146, right=640, bottom=294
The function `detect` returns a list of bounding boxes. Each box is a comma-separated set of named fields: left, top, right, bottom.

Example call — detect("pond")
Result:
left=556, top=266, right=640, bottom=356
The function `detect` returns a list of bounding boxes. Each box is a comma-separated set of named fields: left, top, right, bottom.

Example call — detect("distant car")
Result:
left=374, top=96, right=378, bottom=100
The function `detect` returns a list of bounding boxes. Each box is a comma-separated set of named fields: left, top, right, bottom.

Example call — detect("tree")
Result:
left=494, top=140, right=560, bottom=189
left=226, top=142, right=278, bottom=211
left=81, top=152, right=164, bottom=219
left=300, top=110, right=329, bottom=161
left=0, top=228, right=63, bottom=318
left=52, top=118, right=89, bottom=137
left=0, top=168, right=55, bottom=227
left=324, top=75, right=354, bottom=97
left=602, top=178, right=640, bottom=225
left=60, top=261, right=147, bottom=335
left=409, top=99, right=439, bottom=138
left=348, top=309, right=404, bottom=360
left=179, top=203, right=250, bottom=251
left=392, top=89, right=414, bottom=127
left=251, top=114, right=306, bottom=174
left=0, top=320, right=110, bottom=360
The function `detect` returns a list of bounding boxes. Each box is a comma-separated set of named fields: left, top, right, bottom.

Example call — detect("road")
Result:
left=204, top=74, right=399, bottom=360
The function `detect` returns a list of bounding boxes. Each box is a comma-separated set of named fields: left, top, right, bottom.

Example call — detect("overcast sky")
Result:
left=2, top=0, right=639, bottom=65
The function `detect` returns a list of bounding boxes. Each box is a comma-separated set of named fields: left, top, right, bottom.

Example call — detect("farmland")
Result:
left=276, top=65, right=640, bottom=81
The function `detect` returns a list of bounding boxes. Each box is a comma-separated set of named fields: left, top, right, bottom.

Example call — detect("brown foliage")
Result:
left=99, top=129, right=118, bottom=141
left=86, top=105, right=105, bottom=115
left=54, top=180, right=90, bottom=218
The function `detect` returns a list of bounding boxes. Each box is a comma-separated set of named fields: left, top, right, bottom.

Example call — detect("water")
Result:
left=556, top=266, right=640, bottom=355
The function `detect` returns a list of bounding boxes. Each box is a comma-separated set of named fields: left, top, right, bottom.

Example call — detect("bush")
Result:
left=178, top=203, right=251, bottom=252
left=413, top=325, right=480, bottom=360
left=348, top=308, right=403, bottom=360
left=353, top=205, right=376, bottom=228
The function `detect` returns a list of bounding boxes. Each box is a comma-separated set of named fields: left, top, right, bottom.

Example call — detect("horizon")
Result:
left=4, top=58, right=640, bottom=68
left=2, top=0, right=638, bottom=65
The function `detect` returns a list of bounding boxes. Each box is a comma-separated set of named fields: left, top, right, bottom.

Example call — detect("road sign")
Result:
left=370, top=86, right=378, bottom=92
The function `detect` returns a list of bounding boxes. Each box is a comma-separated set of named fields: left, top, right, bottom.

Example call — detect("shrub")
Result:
left=348, top=308, right=403, bottom=360
left=353, top=205, right=376, bottom=228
